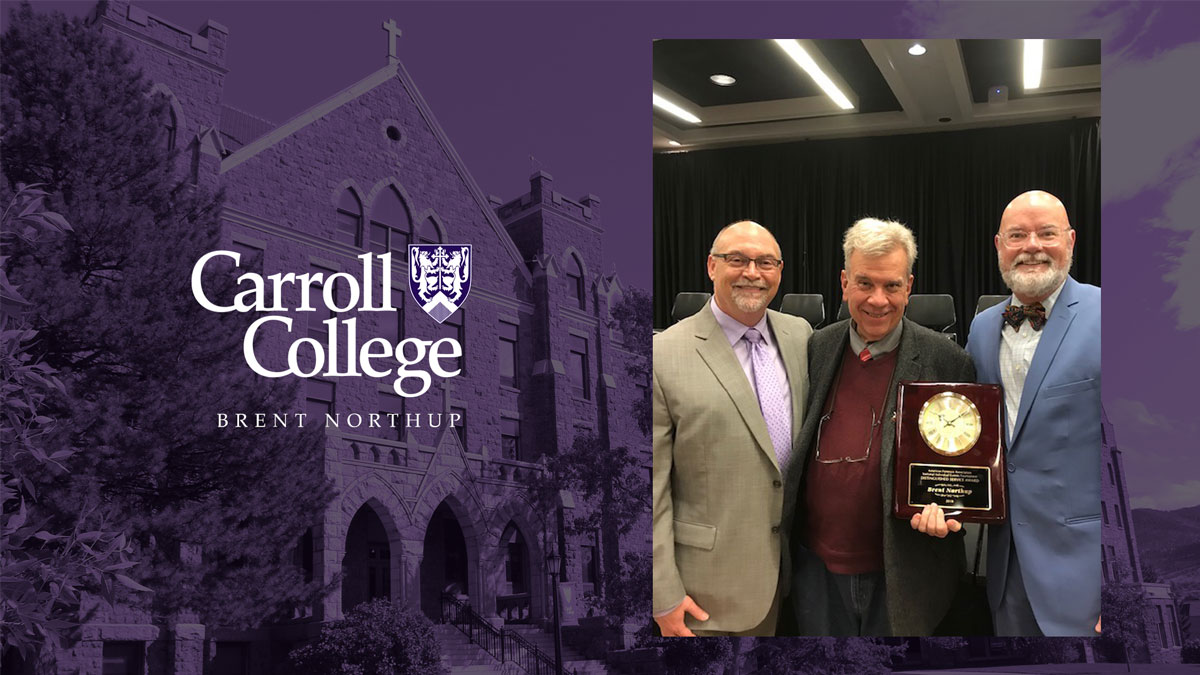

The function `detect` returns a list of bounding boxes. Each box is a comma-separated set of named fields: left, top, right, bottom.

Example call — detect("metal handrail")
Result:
left=440, top=593, right=576, bottom=675
left=442, top=593, right=503, bottom=659
left=506, top=628, right=559, bottom=675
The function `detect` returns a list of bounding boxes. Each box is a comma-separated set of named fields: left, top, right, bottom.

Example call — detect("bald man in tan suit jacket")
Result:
left=653, top=221, right=811, bottom=636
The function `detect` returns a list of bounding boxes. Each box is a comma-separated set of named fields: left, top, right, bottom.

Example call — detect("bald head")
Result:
left=1000, top=190, right=1070, bottom=232
left=710, top=220, right=782, bottom=259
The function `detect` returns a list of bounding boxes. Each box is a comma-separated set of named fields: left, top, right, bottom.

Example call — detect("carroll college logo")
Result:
left=409, top=245, right=472, bottom=323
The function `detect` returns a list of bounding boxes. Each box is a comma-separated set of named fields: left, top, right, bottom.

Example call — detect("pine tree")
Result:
left=1, top=5, right=333, bottom=628
left=1, top=183, right=146, bottom=658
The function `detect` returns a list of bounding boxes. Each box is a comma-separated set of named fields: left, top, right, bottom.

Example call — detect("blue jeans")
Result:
left=790, top=544, right=890, bottom=636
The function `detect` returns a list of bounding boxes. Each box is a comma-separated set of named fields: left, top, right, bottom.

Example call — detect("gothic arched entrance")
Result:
left=342, top=504, right=392, bottom=613
left=420, top=501, right=469, bottom=619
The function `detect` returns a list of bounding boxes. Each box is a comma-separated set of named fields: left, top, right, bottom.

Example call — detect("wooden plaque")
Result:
left=892, top=381, right=1007, bottom=524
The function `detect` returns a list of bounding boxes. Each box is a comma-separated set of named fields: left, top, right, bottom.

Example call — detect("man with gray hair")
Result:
left=787, top=217, right=975, bottom=636
left=654, top=220, right=812, bottom=636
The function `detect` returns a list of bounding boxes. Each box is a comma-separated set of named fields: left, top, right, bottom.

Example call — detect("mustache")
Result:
left=1011, top=252, right=1053, bottom=268
left=732, top=282, right=768, bottom=290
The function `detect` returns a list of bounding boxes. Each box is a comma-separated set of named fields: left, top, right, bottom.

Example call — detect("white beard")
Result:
left=1000, top=250, right=1072, bottom=300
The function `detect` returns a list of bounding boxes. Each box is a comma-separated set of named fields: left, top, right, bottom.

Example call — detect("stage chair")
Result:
left=779, top=293, right=825, bottom=328
left=906, top=293, right=956, bottom=340
left=975, top=294, right=1009, bottom=315
left=671, top=292, right=711, bottom=323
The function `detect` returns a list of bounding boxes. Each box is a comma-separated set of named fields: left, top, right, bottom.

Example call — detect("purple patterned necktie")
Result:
left=743, top=328, right=792, bottom=474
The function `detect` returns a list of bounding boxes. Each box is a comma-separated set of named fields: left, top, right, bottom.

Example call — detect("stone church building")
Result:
left=32, top=2, right=648, bottom=673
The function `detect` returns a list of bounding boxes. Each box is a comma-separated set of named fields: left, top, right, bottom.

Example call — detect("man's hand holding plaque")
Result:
left=893, top=381, right=1007, bottom=524
left=911, top=502, right=964, bottom=538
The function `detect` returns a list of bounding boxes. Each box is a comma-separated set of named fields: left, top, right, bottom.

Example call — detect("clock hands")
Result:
left=942, top=410, right=969, bottom=428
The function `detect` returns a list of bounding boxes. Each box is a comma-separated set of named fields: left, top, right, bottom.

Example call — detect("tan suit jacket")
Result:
left=653, top=304, right=811, bottom=632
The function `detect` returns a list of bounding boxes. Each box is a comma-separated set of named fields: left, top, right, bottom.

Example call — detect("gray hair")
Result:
left=842, top=217, right=917, bottom=274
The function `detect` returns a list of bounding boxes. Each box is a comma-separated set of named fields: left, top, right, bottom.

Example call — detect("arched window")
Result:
left=336, top=189, right=363, bottom=246
left=416, top=217, right=441, bottom=245
left=565, top=254, right=585, bottom=310
left=501, top=523, right=529, bottom=596
left=369, top=187, right=411, bottom=260
left=292, top=528, right=314, bottom=583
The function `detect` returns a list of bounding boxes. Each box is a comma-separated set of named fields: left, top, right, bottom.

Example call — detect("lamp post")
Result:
left=546, top=550, right=563, bottom=675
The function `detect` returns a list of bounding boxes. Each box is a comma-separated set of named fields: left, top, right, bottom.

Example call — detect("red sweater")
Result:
left=804, top=342, right=898, bottom=575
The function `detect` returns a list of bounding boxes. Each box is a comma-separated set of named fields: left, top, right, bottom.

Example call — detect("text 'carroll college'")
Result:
left=190, top=251, right=461, bottom=398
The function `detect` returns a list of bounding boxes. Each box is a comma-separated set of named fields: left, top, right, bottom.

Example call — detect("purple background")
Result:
left=6, top=0, right=1199, bottom=664
left=16, top=0, right=1198, bottom=569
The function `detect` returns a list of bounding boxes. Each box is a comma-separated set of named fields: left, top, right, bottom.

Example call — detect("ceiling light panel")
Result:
left=773, top=39, right=855, bottom=110
left=1023, top=39, right=1043, bottom=90
left=652, top=93, right=702, bottom=124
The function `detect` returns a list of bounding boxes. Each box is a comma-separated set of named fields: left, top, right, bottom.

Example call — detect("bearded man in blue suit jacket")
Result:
left=966, top=190, right=1101, bottom=636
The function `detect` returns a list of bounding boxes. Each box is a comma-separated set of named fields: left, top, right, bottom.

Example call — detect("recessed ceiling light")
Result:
left=773, top=39, right=854, bottom=110
left=709, top=74, right=736, bottom=86
left=908, top=43, right=927, bottom=56
left=668, top=140, right=682, bottom=147
left=1023, top=39, right=1043, bottom=90
left=652, top=93, right=702, bottom=124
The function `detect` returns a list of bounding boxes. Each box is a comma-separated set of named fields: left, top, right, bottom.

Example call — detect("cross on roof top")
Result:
left=383, top=19, right=402, bottom=60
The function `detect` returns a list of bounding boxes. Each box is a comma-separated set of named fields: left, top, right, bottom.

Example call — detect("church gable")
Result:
left=219, top=67, right=529, bottom=297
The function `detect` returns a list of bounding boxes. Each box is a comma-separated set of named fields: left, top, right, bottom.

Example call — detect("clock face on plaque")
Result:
left=917, top=391, right=982, bottom=456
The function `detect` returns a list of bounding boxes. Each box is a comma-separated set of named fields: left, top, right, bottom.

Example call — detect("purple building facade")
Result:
left=43, top=2, right=648, bottom=673
left=1102, top=409, right=1183, bottom=662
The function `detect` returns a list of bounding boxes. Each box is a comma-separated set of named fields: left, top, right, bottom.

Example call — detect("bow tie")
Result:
left=1002, top=303, right=1047, bottom=331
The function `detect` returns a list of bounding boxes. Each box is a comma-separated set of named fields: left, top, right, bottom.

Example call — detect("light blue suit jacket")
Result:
left=966, top=276, right=1101, bottom=636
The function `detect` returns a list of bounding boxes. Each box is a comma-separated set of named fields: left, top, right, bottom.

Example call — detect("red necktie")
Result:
left=859, top=347, right=871, bottom=362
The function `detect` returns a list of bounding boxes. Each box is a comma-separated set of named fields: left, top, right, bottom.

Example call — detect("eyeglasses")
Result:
left=815, top=406, right=881, bottom=464
left=999, top=228, right=1070, bottom=248
left=712, top=253, right=783, bottom=271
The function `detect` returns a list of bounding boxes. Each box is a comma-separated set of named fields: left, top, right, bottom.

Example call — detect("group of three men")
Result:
left=652, top=190, right=1101, bottom=637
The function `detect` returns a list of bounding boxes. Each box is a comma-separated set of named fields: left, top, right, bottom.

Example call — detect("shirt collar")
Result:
left=848, top=317, right=904, bottom=359
left=711, top=297, right=772, bottom=348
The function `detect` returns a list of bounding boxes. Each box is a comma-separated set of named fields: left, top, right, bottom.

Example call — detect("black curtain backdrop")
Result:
left=653, top=118, right=1101, bottom=337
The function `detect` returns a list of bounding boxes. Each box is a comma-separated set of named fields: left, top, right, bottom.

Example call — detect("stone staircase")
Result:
left=504, top=625, right=609, bottom=675
left=433, top=624, right=504, bottom=674
left=433, top=622, right=610, bottom=675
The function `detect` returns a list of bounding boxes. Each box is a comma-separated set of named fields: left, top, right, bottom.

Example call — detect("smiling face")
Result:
left=841, top=247, right=913, bottom=343
left=996, top=191, right=1075, bottom=304
left=707, top=221, right=783, bottom=326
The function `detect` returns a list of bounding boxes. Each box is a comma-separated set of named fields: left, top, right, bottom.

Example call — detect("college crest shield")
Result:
left=409, top=244, right=472, bottom=323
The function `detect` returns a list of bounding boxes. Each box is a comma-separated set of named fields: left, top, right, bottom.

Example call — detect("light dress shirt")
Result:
left=710, top=298, right=791, bottom=415
left=998, top=280, right=1065, bottom=440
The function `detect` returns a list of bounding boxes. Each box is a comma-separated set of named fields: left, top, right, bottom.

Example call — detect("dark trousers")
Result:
left=790, top=544, right=890, bottom=636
